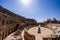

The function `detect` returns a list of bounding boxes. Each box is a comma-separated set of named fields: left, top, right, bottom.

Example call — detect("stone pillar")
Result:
left=10, top=27, right=12, bottom=34
left=4, top=31, right=6, bottom=39
left=0, top=33, right=2, bottom=40
left=1, top=32, right=4, bottom=40
left=6, top=29, right=8, bottom=36
left=5, top=30, right=8, bottom=37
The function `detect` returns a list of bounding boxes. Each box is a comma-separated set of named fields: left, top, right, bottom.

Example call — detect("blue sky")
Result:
left=0, top=0, right=60, bottom=22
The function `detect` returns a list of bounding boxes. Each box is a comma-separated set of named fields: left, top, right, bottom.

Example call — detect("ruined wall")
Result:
left=0, top=6, right=37, bottom=40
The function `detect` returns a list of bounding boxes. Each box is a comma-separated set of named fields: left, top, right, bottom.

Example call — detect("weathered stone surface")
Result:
left=0, top=6, right=37, bottom=40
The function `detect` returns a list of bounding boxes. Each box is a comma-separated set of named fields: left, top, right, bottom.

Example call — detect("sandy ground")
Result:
left=4, top=32, right=22, bottom=40
left=4, top=26, right=55, bottom=40
left=28, top=27, right=55, bottom=40
left=4, top=33, right=15, bottom=40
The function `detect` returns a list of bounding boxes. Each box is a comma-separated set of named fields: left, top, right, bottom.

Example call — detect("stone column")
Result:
left=0, top=33, right=2, bottom=40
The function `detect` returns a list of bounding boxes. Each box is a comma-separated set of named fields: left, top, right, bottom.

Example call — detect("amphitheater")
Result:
left=4, top=25, right=60, bottom=40
left=0, top=6, right=60, bottom=40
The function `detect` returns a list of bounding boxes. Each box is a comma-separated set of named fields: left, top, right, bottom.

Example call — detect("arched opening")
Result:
left=2, top=19, right=4, bottom=25
left=15, top=24, right=19, bottom=31
left=8, top=28, right=10, bottom=35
